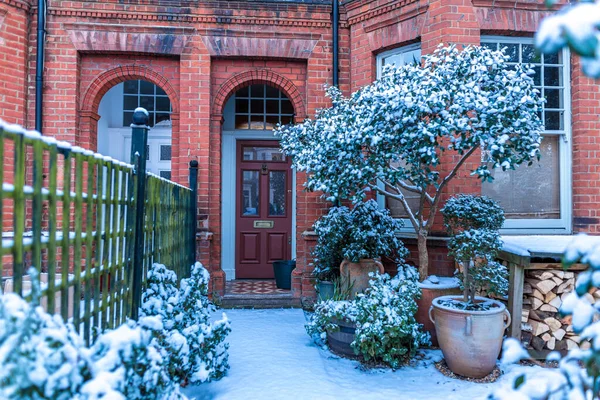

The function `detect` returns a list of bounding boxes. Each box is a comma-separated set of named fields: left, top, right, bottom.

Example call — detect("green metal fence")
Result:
left=0, top=110, right=198, bottom=345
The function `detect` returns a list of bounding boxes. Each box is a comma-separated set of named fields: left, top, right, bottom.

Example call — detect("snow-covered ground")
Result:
left=184, top=308, right=538, bottom=400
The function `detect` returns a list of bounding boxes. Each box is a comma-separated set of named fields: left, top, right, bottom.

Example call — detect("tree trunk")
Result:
left=417, top=231, right=428, bottom=281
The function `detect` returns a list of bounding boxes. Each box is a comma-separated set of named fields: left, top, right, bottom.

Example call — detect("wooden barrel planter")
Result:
left=326, top=318, right=361, bottom=359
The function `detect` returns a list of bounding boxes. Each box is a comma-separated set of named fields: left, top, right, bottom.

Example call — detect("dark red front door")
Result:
left=235, top=140, right=292, bottom=279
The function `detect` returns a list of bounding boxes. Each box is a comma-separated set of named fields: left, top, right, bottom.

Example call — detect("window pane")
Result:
left=123, top=95, right=138, bottom=110
left=545, top=89, right=563, bottom=109
left=251, top=84, right=264, bottom=98
left=266, top=100, right=279, bottom=114
left=237, top=86, right=249, bottom=98
left=544, top=66, right=562, bottom=86
left=544, top=52, right=560, bottom=64
left=251, top=99, right=264, bottom=114
left=236, top=98, right=249, bottom=114
left=123, top=112, right=133, bottom=126
left=280, top=115, right=294, bottom=125
left=250, top=115, right=264, bottom=130
left=482, top=136, right=560, bottom=219
left=266, top=115, right=280, bottom=129
left=235, top=114, right=249, bottom=129
left=159, top=171, right=171, bottom=180
left=140, top=96, right=154, bottom=111
left=123, top=80, right=138, bottom=94
left=140, top=80, right=154, bottom=95
left=269, top=171, right=286, bottom=216
left=156, top=85, right=167, bottom=96
left=266, top=85, right=280, bottom=98
left=281, top=100, right=294, bottom=115
left=156, top=97, right=170, bottom=112
left=531, top=66, right=542, bottom=86
left=160, top=145, right=172, bottom=161
left=243, top=146, right=285, bottom=161
left=522, top=44, right=541, bottom=63
left=242, top=171, right=260, bottom=216
left=545, top=111, right=563, bottom=130
left=156, top=113, right=170, bottom=124
left=501, top=43, right=519, bottom=62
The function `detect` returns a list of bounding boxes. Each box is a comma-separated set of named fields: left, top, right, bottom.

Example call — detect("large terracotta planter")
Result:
left=416, top=278, right=461, bottom=347
left=340, top=258, right=384, bottom=299
left=430, top=295, right=511, bottom=378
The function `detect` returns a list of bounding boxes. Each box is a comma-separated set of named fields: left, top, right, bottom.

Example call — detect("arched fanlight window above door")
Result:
left=232, top=84, right=294, bottom=130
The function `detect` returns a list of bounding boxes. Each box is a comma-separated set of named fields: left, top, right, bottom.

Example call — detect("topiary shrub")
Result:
left=311, top=200, right=407, bottom=281
left=441, top=195, right=508, bottom=306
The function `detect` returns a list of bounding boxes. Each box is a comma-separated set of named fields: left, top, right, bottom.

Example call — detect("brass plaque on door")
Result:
left=253, top=220, right=274, bottom=229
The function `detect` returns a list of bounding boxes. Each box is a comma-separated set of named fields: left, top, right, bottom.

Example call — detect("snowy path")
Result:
left=184, top=308, right=532, bottom=400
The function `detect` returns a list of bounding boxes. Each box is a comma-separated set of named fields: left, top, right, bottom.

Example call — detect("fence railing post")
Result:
left=128, top=108, right=149, bottom=320
left=188, top=160, right=199, bottom=271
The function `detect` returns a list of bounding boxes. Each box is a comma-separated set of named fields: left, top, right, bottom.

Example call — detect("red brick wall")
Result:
left=4, top=0, right=600, bottom=299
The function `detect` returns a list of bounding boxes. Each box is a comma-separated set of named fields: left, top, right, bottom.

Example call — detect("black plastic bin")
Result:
left=273, top=260, right=296, bottom=290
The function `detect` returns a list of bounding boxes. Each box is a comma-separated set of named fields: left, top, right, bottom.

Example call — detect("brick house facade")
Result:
left=1, top=0, right=598, bottom=301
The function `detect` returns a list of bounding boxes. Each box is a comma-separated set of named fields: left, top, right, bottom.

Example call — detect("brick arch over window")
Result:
left=78, top=65, right=180, bottom=176
left=212, top=69, right=306, bottom=120
left=81, top=65, right=179, bottom=114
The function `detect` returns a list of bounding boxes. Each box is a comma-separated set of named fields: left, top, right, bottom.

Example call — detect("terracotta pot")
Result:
left=430, top=295, right=511, bottom=378
left=340, top=258, right=384, bottom=299
left=415, top=280, right=461, bottom=347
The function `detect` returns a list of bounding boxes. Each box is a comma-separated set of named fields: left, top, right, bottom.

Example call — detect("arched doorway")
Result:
left=221, top=83, right=296, bottom=280
left=97, top=79, right=173, bottom=179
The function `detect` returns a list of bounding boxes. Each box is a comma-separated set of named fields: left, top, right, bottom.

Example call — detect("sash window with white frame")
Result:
left=480, top=37, right=571, bottom=233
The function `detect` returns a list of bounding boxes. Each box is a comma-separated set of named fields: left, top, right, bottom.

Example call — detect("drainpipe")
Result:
left=332, top=0, right=339, bottom=87
left=35, top=0, right=46, bottom=133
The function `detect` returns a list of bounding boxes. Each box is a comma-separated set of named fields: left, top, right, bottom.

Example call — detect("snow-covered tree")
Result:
left=441, top=195, right=508, bottom=304
left=277, top=44, right=544, bottom=280
left=537, top=0, right=600, bottom=77
left=493, top=235, right=600, bottom=400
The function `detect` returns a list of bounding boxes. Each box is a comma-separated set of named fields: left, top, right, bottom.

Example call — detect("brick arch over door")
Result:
left=78, top=65, right=181, bottom=180
left=212, top=69, right=306, bottom=120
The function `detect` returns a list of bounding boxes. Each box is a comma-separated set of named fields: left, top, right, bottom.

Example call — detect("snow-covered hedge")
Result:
left=0, top=271, right=91, bottom=399
left=312, top=200, right=407, bottom=280
left=306, top=267, right=430, bottom=368
left=140, top=262, right=231, bottom=385
left=0, top=263, right=229, bottom=400
left=492, top=235, right=600, bottom=399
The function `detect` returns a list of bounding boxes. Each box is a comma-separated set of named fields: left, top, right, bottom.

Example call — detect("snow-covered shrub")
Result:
left=0, top=268, right=92, bottom=400
left=353, top=268, right=430, bottom=368
left=441, top=195, right=508, bottom=305
left=537, top=1, right=600, bottom=78
left=312, top=200, right=407, bottom=281
left=306, top=266, right=429, bottom=368
left=140, top=262, right=230, bottom=385
left=177, top=262, right=230, bottom=383
left=83, top=317, right=183, bottom=400
left=277, top=44, right=544, bottom=281
left=492, top=235, right=600, bottom=400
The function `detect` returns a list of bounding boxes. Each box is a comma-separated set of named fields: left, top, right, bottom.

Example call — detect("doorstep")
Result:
left=220, top=280, right=301, bottom=309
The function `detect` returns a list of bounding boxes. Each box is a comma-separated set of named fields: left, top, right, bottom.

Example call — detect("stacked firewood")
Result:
left=521, top=270, right=598, bottom=352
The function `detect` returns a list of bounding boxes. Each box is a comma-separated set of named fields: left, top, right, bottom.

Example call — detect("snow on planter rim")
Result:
left=431, top=295, right=506, bottom=315
left=418, top=276, right=460, bottom=290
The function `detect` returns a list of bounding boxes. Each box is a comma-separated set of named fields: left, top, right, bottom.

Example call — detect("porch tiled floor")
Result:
left=225, top=280, right=290, bottom=295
